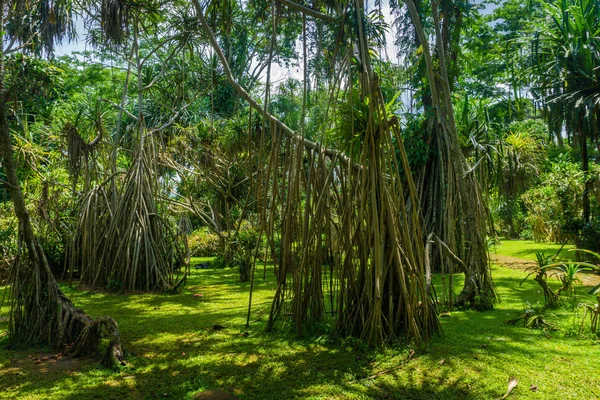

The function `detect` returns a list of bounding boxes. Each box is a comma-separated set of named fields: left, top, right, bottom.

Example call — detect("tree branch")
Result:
left=275, top=0, right=337, bottom=22
left=191, top=0, right=352, bottom=165
left=100, top=98, right=138, bottom=121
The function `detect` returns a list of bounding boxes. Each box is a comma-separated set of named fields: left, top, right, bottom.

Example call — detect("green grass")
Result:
left=1, top=253, right=600, bottom=399
left=493, top=239, right=576, bottom=261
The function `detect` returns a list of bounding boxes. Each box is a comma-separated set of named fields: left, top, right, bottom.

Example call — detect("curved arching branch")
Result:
left=191, top=0, right=354, bottom=166
left=275, top=0, right=337, bottom=22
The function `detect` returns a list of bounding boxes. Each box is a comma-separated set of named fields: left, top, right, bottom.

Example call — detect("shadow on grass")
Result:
left=2, top=266, right=599, bottom=399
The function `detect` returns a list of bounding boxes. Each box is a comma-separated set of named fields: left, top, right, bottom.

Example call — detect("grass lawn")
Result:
left=493, top=239, right=576, bottom=261
left=1, top=245, right=600, bottom=399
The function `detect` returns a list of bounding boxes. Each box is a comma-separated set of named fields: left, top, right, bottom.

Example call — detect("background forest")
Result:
left=1, top=0, right=600, bottom=399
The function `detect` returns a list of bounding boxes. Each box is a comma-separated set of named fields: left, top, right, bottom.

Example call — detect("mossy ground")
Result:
left=1, top=245, right=599, bottom=399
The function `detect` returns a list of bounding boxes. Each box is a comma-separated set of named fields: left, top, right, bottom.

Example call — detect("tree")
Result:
left=0, top=0, right=123, bottom=366
left=531, top=0, right=600, bottom=248
left=393, top=0, right=496, bottom=308
left=193, top=0, right=440, bottom=345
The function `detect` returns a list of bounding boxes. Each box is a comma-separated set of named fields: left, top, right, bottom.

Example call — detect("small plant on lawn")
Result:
left=231, top=220, right=259, bottom=282
left=543, top=249, right=600, bottom=302
left=566, top=249, right=600, bottom=336
left=578, top=294, right=600, bottom=336
left=106, top=279, right=124, bottom=293
left=506, top=301, right=556, bottom=337
left=569, top=248, right=600, bottom=292
left=522, top=251, right=560, bottom=308
left=544, top=262, right=593, bottom=301
left=486, top=236, right=499, bottom=253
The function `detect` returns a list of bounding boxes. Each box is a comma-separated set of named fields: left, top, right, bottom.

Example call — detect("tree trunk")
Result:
left=405, top=0, right=495, bottom=308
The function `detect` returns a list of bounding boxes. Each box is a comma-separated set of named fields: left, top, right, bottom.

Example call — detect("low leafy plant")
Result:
left=522, top=251, right=561, bottom=307
left=506, top=302, right=556, bottom=337
left=188, top=228, right=222, bottom=257
left=578, top=295, right=600, bottom=336
left=542, top=262, right=592, bottom=300
left=232, top=220, right=259, bottom=282
left=211, top=256, right=228, bottom=269
left=541, top=249, right=600, bottom=302
left=568, top=248, right=600, bottom=294
left=486, top=236, right=499, bottom=253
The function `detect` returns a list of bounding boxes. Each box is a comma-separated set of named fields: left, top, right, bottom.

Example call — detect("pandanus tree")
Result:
left=192, top=0, right=440, bottom=345
left=531, top=0, right=600, bottom=245
left=0, top=0, right=123, bottom=366
left=65, top=1, right=195, bottom=291
left=391, top=0, right=496, bottom=308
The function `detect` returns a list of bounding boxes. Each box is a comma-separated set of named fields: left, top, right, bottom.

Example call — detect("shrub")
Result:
left=188, top=228, right=222, bottom=257
left=233, top=220, right=259, bottom=282
left=521, top=155, right=585, bottom=243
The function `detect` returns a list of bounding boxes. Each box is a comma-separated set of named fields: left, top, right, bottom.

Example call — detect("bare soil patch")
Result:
left=1, top=351, right=95, bottom=378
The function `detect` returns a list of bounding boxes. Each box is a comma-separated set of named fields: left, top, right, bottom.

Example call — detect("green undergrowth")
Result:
left=1, top=250, right=599, bottom=399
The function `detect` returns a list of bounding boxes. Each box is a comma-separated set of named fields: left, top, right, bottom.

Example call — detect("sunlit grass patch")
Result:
left=494, top=239, right=575, bottom=261
left=1, top=255, right=600, bottom=399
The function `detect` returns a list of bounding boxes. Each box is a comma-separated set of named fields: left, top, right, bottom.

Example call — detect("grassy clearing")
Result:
left=493, top=239, right=576, bottom=261
left=1, top=247, right=600, bottom=399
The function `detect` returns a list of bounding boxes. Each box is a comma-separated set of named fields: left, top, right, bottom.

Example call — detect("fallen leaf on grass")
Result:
left=193, top=294, right=203, bottom=297
left=500, top=377, right=518, bottom=399
left=529, top=385, right=538, bottom=392
left=439, top=359, right=446, bottom=365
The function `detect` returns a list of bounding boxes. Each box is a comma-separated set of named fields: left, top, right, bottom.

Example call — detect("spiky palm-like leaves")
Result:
left=100, top=0, right=130, bottom=44
left=531, top=0, right=600, bottom=226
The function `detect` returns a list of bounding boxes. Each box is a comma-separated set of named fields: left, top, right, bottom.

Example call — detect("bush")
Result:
left=232, top=220, right=259, bottom=282
left=211, top=255, right=228, bottom=269
left=106, top=279, right=123, bottom=293
left=521, top=155, right=585, bottom=243
left=188, top=228, right=222, bottom=257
